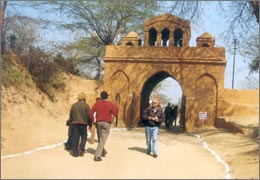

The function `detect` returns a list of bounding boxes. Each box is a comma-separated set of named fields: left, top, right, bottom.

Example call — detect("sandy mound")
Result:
left=1, top=73, right=259, bottom=179
left=1, top=74, right=102, bottom=155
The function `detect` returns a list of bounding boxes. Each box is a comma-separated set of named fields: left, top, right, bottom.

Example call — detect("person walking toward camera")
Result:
left=90, top=91, right=118, bottom=161
left=142, top=101, right=164, bottom=158
left=69, top=92, right=92, bottom=157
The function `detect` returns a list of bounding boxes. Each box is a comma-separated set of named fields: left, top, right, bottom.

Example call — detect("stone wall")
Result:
left=219, top=89, right=259, bottom=117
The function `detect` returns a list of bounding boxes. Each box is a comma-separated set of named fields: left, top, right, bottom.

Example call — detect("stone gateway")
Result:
left=103, top=14, right=226, bottom=131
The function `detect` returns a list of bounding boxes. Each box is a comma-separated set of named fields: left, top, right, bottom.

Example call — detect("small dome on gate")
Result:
left=199, top=32, right=214, bottom=39
left=126, top=32, right=139, bottom=38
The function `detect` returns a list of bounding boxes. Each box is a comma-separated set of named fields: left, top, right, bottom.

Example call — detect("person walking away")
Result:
left=90, top=91, right=118, bottom=161
left=172, top=105, right=178, bottom=127
left=69, top=92, right=92, bottom=157
left=142, top=101, right=164, bottom=158
left=169, top=104, right=175, bottom=128
left=164, top=102, right=171, bottom=129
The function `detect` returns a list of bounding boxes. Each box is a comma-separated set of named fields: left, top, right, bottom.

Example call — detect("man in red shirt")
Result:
left=90, top=91, right=118, bottom=161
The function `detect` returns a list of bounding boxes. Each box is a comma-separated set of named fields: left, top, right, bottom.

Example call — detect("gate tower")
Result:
left=103, top=14, right=226, bottom=131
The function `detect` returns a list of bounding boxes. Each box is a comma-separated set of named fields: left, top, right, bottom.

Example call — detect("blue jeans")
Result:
left=145, top=126, right=159, bottom=155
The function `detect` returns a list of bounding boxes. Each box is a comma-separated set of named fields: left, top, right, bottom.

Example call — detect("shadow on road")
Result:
left=85, top=148, right=96, bottom=155
left=128, top=147, right=146, bottom=154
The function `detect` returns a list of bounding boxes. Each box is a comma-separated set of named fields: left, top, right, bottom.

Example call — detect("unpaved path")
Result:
left=1, top=128, right=229, bottom=179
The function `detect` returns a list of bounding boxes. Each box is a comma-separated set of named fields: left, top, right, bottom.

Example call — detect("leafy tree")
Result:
left=250, top=1, right=259, bottom=23
left=240, top=73, right=259, bottom=89
left=161, top=1, right=258, bottom=40
left=1, top=1, right=66, bottom=100
left=152, top=78, right=182, bottom=106
left=239, top=33, right=259, bottom=73
left=157, top=1, right=204, bottom=25
left=60, top=36, right=105, bottom=79
left=5, top=1, right=259, bottom=80
left=0, top=0, right=7, bottom=53
left=29, top=0, right=158, bottom=79
left=3, top=15, right=41, bottom=55
left=46, top=1, right=158, bottom=44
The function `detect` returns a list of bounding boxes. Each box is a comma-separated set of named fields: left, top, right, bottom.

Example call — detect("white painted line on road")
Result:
left=1, top=141, right=65, bottom=159
left=1, top=128, right=232, bottom=179
left=191, top=133, right=232, bottom=179
left=1, top=128, right=127, bottom=159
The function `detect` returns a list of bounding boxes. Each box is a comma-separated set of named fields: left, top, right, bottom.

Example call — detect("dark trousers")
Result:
left=165, top=115, right=171, bottom=129
left=65, top=125, right=73, bottom=148
left=71, top=124, right=87, bottom=155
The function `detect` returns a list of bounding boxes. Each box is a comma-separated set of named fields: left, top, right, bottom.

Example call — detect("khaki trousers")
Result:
left=95, top=121, right=110, bottom=157
left=88, top=124, right=96, bottom=144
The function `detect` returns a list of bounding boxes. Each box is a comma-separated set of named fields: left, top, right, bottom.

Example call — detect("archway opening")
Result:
left=174, top=28, right=183, bottom=47
left=161, top=28, right=170, bottom=46
left=126, top=42, right=134, bottom=46
left=140, top=72, right=184, bottom=129
left=148, top=28, right=157, bottom=46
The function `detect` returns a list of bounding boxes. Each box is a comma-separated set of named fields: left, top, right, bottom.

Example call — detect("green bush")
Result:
left=50, top=75, right=66, bottom=90
left=3, top=66, right=24, bottom=86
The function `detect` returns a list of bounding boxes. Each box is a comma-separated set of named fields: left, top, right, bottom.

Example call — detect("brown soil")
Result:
left=1, top=73, right=259, bottom=179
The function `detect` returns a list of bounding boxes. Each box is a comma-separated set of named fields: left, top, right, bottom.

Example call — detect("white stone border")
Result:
left=1, top=128, right=232, bottom=179
left=190, top=133, right=232, bottom=179
left=1, top=142, right=65, bottom=159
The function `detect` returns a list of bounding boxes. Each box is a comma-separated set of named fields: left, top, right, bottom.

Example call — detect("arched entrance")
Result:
left=140, top=71, right=171, bottom=115
left=102, top=14, right=226, bottom=131
left=140, top=71, right=186, bottom=129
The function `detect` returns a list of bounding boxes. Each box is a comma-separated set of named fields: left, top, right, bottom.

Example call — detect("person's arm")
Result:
left=69, top=106, right=73, bottom=122
left=110, top=103, right=119, bottom=117
left=89, top=103, right=97, bottom=121
left=142, top=108, right=156, bottom=121
left=142, top=108, right=149, bottom=120
left=157, top=108, right=165, bottom=124
left=87, top=114, right=92, bottom=128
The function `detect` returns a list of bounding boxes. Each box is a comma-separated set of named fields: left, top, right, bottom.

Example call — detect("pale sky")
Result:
left=7, top=1, right=259, bottom=98
left=155, top=1, right=259, bottom=105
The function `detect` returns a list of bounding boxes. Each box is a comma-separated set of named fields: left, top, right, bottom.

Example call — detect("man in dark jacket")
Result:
left=69, top=92, right=92, bottom=157
left=142, top=101, right=164, bottom=158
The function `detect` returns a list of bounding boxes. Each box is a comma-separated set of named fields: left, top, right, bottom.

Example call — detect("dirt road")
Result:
left=1, top=128, right=230, bottom=179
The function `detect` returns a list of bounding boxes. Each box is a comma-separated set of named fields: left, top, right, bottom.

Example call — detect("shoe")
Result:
left=94, top=156, right=102, bottom=161
left=70, top=151, right=78, bottom=157
left=153, top=154, right=158, bottom=158
left=79, top=150, right=84, bottom=157
left=64, top=146, right=72, bottom=151
left=146, top=152, right=151, bottom=155
left=101, top=152, right=107, bottom=157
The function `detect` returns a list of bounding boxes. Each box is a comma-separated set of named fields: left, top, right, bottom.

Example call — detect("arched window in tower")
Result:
left=148, top=28, right=157, bottom=46
left=161, top=28, right=170, bottom=46
left=174, top=28, right=183, bottom=47
left=126, top=42, right=134, bottom=46
left=202, top=43, right=210, bottom=47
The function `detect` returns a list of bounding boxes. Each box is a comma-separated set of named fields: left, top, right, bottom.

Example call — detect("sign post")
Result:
left=199, top=112, right=207, bottom=129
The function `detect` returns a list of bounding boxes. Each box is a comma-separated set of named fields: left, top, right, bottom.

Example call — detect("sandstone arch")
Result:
left=103, top=14, right=226, bottom=131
